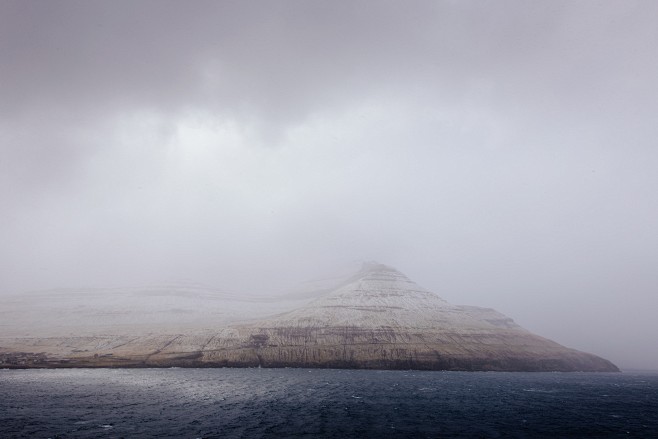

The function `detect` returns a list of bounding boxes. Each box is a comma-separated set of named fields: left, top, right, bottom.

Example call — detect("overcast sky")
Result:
left=1, top=1, right=657, bottom=369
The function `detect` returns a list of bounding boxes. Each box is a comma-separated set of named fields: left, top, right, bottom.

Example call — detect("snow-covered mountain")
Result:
left=0, top=281, right=314, bottom=337
left=0, top=263, right=618, bottom=371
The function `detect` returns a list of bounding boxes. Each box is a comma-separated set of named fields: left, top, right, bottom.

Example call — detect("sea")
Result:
left=1, top=368, right=656, bottom=438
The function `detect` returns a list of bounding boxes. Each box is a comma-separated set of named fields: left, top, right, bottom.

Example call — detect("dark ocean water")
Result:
left=1, top=368, right=657, bottom=438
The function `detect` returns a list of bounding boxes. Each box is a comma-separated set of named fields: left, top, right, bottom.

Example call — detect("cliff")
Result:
left=0, top=264, right=618, bottom=371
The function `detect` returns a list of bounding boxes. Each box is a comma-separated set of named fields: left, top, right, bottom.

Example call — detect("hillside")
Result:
left=0, top=264, right=618, bottom=371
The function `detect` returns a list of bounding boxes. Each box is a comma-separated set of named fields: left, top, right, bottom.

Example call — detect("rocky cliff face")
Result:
left=0, top=264, right=619, bottom=371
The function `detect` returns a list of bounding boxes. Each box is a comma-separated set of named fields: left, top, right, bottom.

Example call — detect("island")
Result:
left=0, top=263, right=618, bottom=371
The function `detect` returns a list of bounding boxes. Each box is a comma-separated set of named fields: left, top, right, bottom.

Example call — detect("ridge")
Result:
left=0, top=263, right=620, bottom=372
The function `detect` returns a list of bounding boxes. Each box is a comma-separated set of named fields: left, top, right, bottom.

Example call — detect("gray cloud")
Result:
left=1, top=0, right=657, bottom=369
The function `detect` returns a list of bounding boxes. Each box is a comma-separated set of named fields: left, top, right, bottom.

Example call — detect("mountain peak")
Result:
left=359, top=261, right=397, bottom=273
left=345, top=262, right=434, bottom=299
left=0, top=262, right=620, bottom=372
left=352, top=261, right=415, bottom=285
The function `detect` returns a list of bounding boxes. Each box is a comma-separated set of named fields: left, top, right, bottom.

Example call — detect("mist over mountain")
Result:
left=1, top=1, right=657, bottom=370
left=0, top=263, right=617, bottom=372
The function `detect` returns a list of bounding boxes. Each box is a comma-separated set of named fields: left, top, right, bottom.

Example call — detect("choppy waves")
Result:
left=1, top=368, right=657, bottom=438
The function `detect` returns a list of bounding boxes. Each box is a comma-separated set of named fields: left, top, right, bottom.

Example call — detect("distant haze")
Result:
left=1, top=1, right=657, bottom=370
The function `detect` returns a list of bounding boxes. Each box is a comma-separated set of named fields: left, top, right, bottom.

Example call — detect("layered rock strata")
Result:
left=0, top=264, right=619, bottom=371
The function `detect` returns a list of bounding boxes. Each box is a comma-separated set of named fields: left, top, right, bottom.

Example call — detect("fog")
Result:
left=1, top=1, right=657, bottom=370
